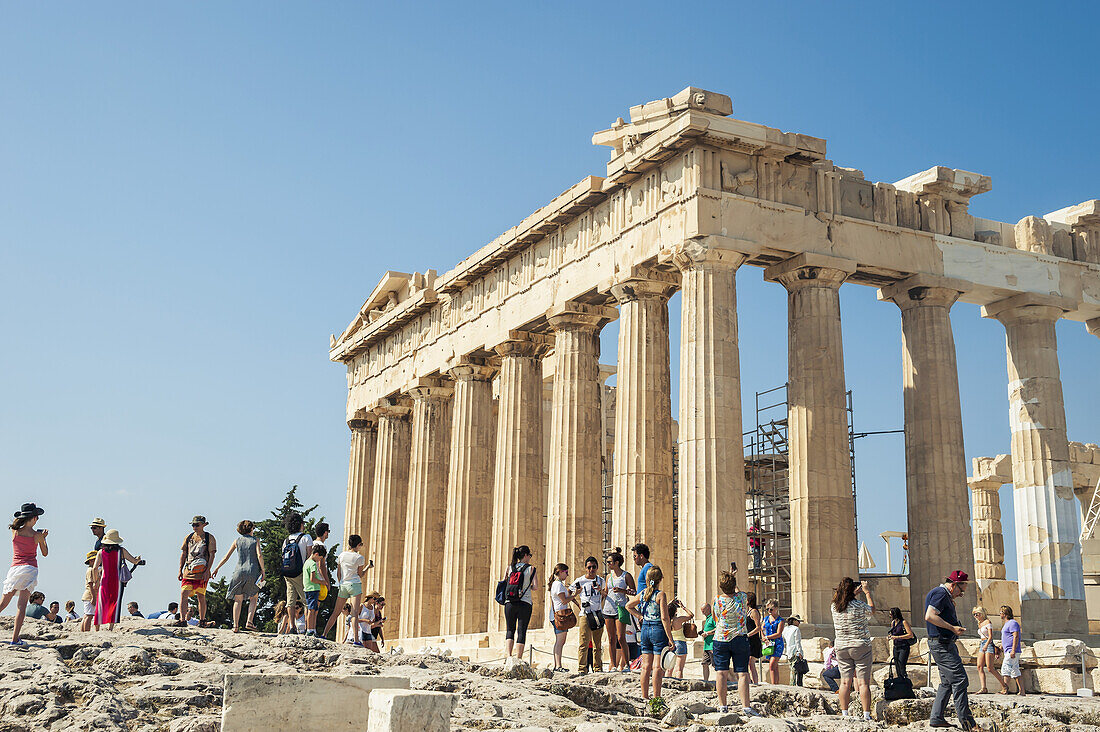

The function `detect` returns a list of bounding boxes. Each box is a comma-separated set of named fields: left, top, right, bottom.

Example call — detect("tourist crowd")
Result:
left=3, top=501, right=1027, bottom=728
left=503, top=542, right=1008, bottom=729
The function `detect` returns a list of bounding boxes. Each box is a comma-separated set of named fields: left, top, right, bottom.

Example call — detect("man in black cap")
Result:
left=925, top=570, right=975, bottom=730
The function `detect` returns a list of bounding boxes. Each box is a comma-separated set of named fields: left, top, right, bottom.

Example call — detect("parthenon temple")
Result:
left=330, top=87, right=1100, bottom=642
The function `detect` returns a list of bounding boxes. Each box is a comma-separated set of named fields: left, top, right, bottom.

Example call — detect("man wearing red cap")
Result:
left=924, top=570, right=975, bottom=730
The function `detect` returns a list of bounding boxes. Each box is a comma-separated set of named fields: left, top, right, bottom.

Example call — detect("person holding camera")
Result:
left=571, top=556, right=607, bottom=673
left=830, top=577, right=875, bottom=721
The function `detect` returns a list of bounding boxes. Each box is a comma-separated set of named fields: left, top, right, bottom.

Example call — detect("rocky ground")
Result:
left=1, top=617, right=1099, bottom=731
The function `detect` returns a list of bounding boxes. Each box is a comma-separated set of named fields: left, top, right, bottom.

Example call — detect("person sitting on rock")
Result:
left=64, top=600, right=80, bottom=622
left=46, top=600, right=64, bottom=623
left=127, top=602, right=143, bottom=618
left=821, top=638, right=841, bottom=692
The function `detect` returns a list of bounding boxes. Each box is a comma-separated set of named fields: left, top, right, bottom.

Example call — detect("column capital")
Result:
left=763, top=252, right=856, bottom=291
left=545, top=301, right=617, bottom=333
left=667, top=238, right=749, bottom=272
left=1087, top=317, right=1100, bottom=338
left=981, top=292, right=1075, bottom=324
left=445, top=362, right=497, bottom=382
left=370, top=396, right=412, bottom=420
left=348, top=415, right=377, bottom=431
left=877, top=274, right=968, bottom=310
left=493, top=330, right=553, bottom=359
left=609, top=265, right=678, bottom=304
left=969, top=477, right=1005, bottom=494
left=404, top=376, right=454, bottom=402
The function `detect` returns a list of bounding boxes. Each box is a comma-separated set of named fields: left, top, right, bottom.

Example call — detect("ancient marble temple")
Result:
left=331, top=88, right=1100, bottom=639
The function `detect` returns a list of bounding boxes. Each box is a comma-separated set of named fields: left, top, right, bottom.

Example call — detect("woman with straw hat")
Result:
left=92, top=529, right=141, bottom=631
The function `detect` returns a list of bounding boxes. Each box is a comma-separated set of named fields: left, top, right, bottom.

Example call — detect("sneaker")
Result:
left=863, top=711, right=873, bottom=721
left=743, top=707, right=761, bottom=717
left=716, top=705, right=728, bottom=713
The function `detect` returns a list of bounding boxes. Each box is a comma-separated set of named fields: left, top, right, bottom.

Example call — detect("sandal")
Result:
left=201, top=621, right=216, bottom=628
left=245, top=624, right=258, bottom=632
left=172, top=621, right=187, bottom=627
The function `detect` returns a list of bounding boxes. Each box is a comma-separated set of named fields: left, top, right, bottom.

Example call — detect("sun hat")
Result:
left=85, top=551, right=98, bottom=564
left=89, top=518, right=107, bottom=528
left=660, top=645, right=677, bottom=671
left=14, top=503, right=44, bottom=518
left=191, top=515, right=207, bottom=525
left=101, top=529, right=124, bottom=546
left=948, top=570, right=969, bottom=583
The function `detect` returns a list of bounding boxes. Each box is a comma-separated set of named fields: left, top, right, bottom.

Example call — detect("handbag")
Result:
left=682, top=622, right=698, bottom=639
left=762, top=642, right=776, bottom=659
left=119, top=562, right=133, bottom=584
left=554, top=608, right=577, bottom=631
left=791, top=655, right=809, bottom=675
left=883, top=662, right=916, bottom=700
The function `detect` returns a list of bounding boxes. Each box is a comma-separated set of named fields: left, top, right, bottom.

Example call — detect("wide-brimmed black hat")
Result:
left=14, top=503, right=44, bottom=518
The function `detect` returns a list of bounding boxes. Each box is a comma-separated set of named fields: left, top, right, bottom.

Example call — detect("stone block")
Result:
left=802, top=636, right=830, bottom=663
left=1020, top=639, right=1097, bottom=668
left=367, top=689, right=453, bottom=732
left=1021, top=667, right=1085, bottom=694
left=222, top=673, right=409, bottom=731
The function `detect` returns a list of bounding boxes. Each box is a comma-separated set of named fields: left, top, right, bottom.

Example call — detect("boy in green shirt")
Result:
left=302, top=545, right=326, bottom=636
left=700, top=602, right=717, bottom=683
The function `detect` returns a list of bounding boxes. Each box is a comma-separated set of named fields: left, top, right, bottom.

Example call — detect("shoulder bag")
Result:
left=883, top=661, right=916, bottom=700
left=554, top=608, right=577, bottom=631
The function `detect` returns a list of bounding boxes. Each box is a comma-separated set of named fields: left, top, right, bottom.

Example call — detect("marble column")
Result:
left=399, top=377, right=453, bottom=639
left=969, top=479, right=1007, bottom=581
left=764, top=253, right=858, bottom=627
left=367, top=399, right=411, bottom=638
left=545, top=301, right=617, bottom=582
left=984, top=294, right=1087, bottom=633
left=440, top=362, right=497, bottom=635
left=610, top=267, right=677, bottom=572
left=488, top=334, right=550, bottom=632
left=343, top=417, right=377, bottom=545
left=879, top=275, right=977, bottom=618
left=672, top=240, right=749, bottom=610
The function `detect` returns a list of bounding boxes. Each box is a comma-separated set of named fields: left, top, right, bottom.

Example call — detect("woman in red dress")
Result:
left=93, top=529, right=141, bottom=631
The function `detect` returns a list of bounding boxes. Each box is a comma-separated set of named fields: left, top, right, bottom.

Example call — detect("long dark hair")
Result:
left=833, top=577, right=858, bottom=613
left=9, top=515, right=31, bottom=531
left=890, top=607, right=903, bottom=623
left=511, top=545, right=531, bottom=565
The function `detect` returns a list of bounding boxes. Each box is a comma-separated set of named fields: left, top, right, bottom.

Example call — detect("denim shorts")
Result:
left=304, top=590, right=320, bottom=611
left=712, top=635, right=750, bottom=673
left=674, top=640, right=688, bottom=656
left=639, top=622, right=668, bottom=655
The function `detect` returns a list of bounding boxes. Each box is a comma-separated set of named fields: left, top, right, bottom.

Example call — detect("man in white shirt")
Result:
left=571, top=556, right=607, bottom=673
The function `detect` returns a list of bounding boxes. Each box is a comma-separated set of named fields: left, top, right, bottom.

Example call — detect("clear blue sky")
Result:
left=3, top=3, right=1098, bottom=614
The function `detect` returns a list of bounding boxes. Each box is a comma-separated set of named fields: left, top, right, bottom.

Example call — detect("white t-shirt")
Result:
left=571, top=575, right=605, bottom=615
left=337, top=550, right=365, bottom=584
left=287, top=533, right=314, bottom=563
left=550, top=579, right=570, bottom=612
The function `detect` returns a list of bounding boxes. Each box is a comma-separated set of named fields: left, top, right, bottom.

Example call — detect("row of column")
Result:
left=344, top=240, right=1089, bottom=637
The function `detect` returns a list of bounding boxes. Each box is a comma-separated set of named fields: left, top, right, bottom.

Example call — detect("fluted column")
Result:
left=765, top=253, right=858, bottom=627
left=879, top=275, right=977, bottom=618
left=672, top=240, right=749, bottom=611
left=368, top=399, right=411, bottom=638
left=970, top=479, right=1007, bottom=581
left=440, top=362, right=497, bottom=635
left=488, top=334, right=550, bottom=632
left=399, top=377, right=453, bottom=639
left=545, top=302, right=617, bottom=581
left=343, top=417, right=377, bottom=544
left=610, top=267, right=677, bottom=570
left=984, top=294, right=1087, bottom=633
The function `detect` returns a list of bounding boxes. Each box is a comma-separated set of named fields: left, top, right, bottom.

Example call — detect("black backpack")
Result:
left=281, top=533, right=305, bottom=578
left=504, top=564, right=529, bottom=603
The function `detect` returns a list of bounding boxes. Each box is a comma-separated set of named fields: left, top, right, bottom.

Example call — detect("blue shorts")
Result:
left=304, top=591, right=320, bottom=611
left=712, top=635, right=750, bottom=673
left=639, top=623, right=668, bottom=655
left=674, top=640, right=688, bottom=656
